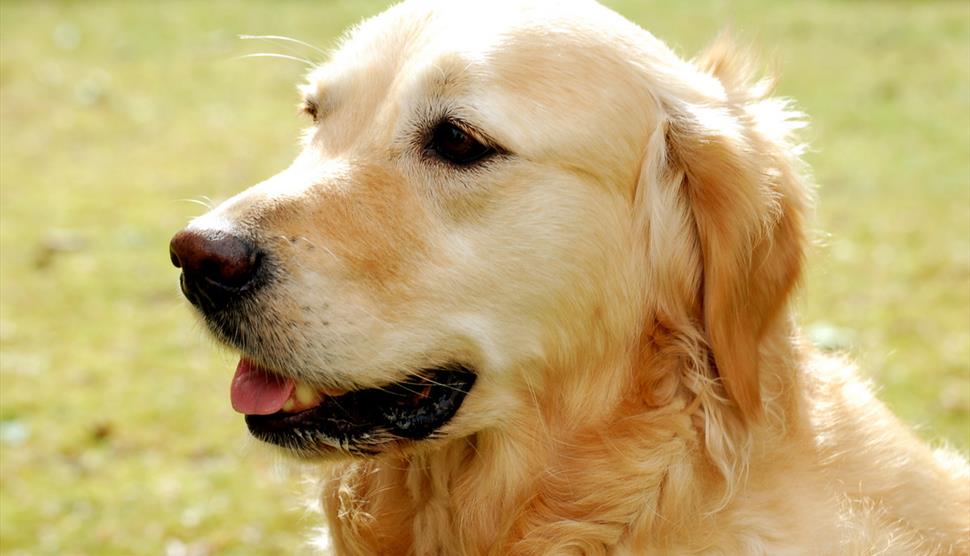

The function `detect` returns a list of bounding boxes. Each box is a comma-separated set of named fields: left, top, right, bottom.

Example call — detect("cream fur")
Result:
left=187, top=1, right=970, bottom=553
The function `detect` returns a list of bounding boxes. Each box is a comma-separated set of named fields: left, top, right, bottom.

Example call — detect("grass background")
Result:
left=1, top=1, right=967, bottom=554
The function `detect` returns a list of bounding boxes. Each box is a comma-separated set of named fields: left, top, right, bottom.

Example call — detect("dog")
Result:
left=169, top=1, right=970, bottom=553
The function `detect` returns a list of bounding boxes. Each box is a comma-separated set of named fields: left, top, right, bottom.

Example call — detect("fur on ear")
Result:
left=643, top=40, right=810, bottom=422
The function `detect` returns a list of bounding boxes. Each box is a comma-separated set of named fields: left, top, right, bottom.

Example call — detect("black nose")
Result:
left=169, top=229, right=262, bottom=312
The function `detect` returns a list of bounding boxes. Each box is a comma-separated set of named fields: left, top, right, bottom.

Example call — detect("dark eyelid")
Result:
left=442, top=118, right=507, bottom=155
left=446, top=119, right=484, bottom=143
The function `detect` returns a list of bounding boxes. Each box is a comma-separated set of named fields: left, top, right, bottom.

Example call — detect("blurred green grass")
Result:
left=0, top=1, right=967, bottom=554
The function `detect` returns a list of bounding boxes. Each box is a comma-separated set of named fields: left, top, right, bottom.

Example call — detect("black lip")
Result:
left=245, top=364, right=476, bottom=456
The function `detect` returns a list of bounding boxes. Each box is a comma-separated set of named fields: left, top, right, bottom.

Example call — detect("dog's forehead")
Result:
left=301, top=0, right=664, bottom=169
left=306, top=1, right=647, bottom=101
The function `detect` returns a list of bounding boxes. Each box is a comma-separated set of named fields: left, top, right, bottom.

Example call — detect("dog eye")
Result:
left=428, top=121, right=494, bottom=165
left=300, top=99, right=319, bottom=122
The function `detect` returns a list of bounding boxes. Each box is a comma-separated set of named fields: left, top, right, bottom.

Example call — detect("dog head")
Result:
left=170, top=0, right=808, bottom=458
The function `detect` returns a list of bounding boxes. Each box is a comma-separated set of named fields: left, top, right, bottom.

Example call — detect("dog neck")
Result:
left=320, top=315, right=800, bottom=555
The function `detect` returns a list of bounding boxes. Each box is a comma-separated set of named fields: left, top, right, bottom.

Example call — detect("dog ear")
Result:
left=650, top=50, right=808, bottom=423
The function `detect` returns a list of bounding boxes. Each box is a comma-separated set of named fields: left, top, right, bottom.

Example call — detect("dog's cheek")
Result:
left=438, top=170, right=637, bottom=372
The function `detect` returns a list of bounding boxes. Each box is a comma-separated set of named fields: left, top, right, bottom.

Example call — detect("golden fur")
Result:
left=188, top=1, right=969, bottom=553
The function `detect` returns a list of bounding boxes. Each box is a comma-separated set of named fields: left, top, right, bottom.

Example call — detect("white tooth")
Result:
left=282, top=399, right=295, bottom=412
left=295, top=383, right=317, bottom=406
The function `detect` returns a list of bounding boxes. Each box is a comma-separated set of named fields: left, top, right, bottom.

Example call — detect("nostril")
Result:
left=170, top=245, right=183, bottom=268
left=169, top=229, right=262, bottom=296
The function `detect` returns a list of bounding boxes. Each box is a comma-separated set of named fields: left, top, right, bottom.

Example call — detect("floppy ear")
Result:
left=654, top=54, right=809, bottom=422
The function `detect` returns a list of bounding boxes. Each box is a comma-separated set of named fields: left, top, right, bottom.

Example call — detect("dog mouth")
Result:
left=232, top=358, right=477, bottom=456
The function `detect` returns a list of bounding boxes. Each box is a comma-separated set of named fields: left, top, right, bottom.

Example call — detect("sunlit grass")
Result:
left=1, top=1, right=967, bottom=554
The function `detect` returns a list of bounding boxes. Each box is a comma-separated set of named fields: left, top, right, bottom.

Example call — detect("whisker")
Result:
left=177, top=197, right=214, bottom=209
left=239, top=34, right=328, bottom=56
left=353, top=378, right=463, bottom=399
left=398, top=375, right=473, bottom=395
left=235, top=53, right=315, bottom=67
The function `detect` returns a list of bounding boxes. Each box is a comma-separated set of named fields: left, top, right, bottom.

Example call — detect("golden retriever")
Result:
left=169, top=1, right=969, bottom=553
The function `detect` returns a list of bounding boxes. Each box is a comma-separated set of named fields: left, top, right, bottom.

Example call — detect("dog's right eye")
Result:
left=428, top=121, right=494, bottom=166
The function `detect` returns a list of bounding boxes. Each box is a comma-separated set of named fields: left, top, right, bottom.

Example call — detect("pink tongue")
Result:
left=230, top=359, right=295, bottom=415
